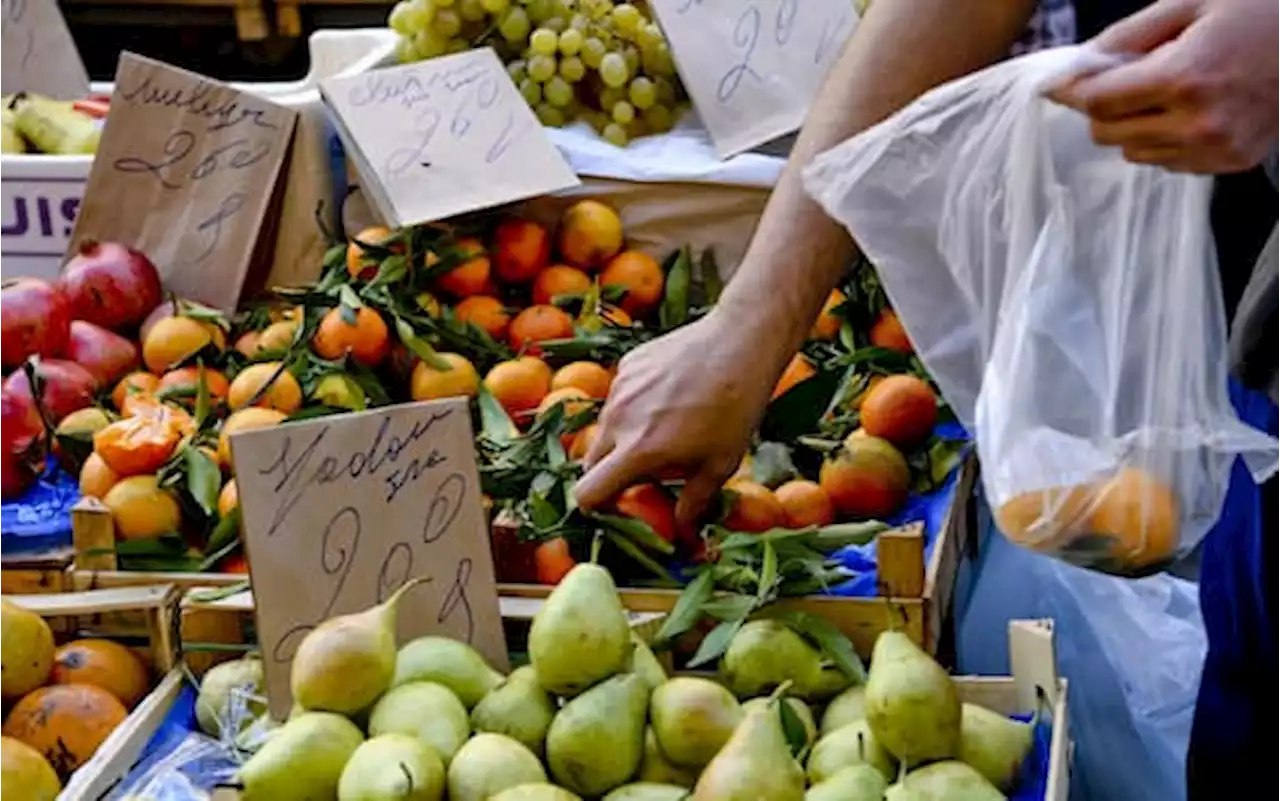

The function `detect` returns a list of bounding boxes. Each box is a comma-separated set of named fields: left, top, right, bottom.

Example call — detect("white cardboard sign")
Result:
left=1, top=0, right=90, bottom=100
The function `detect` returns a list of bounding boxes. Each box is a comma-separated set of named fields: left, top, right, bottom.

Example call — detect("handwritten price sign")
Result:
left=66, top=53, right=297, bottom=313
left=1, top=0, right=89, bottom=99
left=649, top=0, right=860, bottom=157
left=320, top=47, right=579, bottom=228
left=230, top=398, right=506, bottom=718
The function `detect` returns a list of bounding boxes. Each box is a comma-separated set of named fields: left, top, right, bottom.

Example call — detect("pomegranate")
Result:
left=59, top=241, right=163, bottom=331
left=1, top=391, right=44, bottom=499
left=3, top=359, right=98, bottom=424
left=65, top=321, right=140, bottom=387
left=0, top=278, right=72, bottom=370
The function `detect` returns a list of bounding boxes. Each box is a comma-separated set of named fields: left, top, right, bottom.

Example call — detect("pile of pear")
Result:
left=223, top=565, right=1037, bottom=801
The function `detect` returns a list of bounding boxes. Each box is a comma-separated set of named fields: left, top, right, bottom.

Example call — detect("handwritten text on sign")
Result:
left=649, top=0, right=859, bottom=157
left=1, top=0, right=89, bottom=100
left=230, top=398, right=506, bottom=718
left=320, top=48, right=578, bottom=228
left=66, top=53, right=297, bottom=313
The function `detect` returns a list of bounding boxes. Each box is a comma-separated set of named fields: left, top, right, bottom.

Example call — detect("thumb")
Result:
left=675, top=455, right=738, bottom=527
left=574, top=446, right=651, bottom=510
left=1092, top=0, right=1197, bottom=54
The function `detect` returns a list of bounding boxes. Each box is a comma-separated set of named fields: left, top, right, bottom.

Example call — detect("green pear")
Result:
left=743, top=697, right=816, bottom=751
left=446, top=733, right=547, bottom=801
left=720, top=620, right=823, bottom=700
left=470, top=666, right=557, bottom=756
left=291, top=579, right=425, bottom=714
left=805, top=765, right=889, bottom=801
left=546, top=672, right=649, bottom=797
left=808, top=665, right=855, bottom=702
left=651, top=677, right=743, bottom=768
left=529, top=563, right=632, bottom=697
left=489, top=783, right=583, bottom=801
left=818, top=685, right=866, bottom=736
left=393, top=636, right=504, bottom=708
left=892, top=760, right=1005, bottom=801
left=338, top=733, right=445, bottom=801
left=806, top=720, right=895, bottom=783
left=603, top=783, right=691, bottom=801
left=636, top=727, right=700, bottom=788
left=368, top=682, right=470, bottom=765
left=864, top=631, right=959, bottom=766
left=691, top=690, right=805, bottom=801
left=958, top=703, right=1033, bottom=792
left=196, top=655, right=266, bottom=739
left=629, top=633, right=668, bottom=691
left=236, top=711, right=364, bottom=800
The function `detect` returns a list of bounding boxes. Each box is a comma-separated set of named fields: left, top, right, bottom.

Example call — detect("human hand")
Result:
left=1048, top=0, right=1278, bottom=173
left=573, top=308, right=787, bottom=524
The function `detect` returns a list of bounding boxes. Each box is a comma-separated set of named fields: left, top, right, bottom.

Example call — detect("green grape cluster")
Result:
left=387, top=0, right=688, bottom=147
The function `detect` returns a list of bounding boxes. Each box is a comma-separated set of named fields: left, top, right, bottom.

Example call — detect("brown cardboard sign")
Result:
left=230, top=398, right=507, bottom=718
left=1, top=0, right=89, bottom=100
left=648, top=0, right=859, bottom=157
left=66, top=53, right=299, bottom=313
left=319, top=47, right=579, bottom=228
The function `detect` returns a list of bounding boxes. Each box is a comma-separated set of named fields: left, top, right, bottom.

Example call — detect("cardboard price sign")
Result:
left=1, top=0, right=89, bottom=100
left=649, top=0, right=859, bottom=157
left=320, top=47, right=579, bottom=228
left=66, top=53, right=298, bottom=313
left=231, top=398, right=507, bottom=718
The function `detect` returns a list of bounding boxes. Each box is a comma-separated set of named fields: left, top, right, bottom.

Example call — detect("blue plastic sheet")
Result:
left=1010, top=713, right=1053, bottom=801
left=0, top=461, right=78, bottom=556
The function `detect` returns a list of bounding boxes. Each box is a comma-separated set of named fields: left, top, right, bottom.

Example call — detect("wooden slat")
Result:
left=5, top=584, right=174, bottom=616
left=72, top=497, right=117, bottom=571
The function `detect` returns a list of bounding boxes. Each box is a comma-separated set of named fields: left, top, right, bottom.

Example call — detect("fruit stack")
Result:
left=2, top=93, right=106, bottom=155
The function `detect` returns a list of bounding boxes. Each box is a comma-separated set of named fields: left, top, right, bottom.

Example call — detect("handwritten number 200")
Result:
left=717, top=7, right=762, bottom=103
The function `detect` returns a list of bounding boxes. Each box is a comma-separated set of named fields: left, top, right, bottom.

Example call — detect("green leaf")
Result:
left=528, top=491, right=561, bottom=530
left=602, top=530, right=676, bottom=583
left=760, top=367, right=845, bottom=443
left=394, top=316, right=452, bottom=370
left=187, top=581, right=251, bottom=603
left=806, top=521, right=889, bottom=551
left=477, top=385, right=517, bottom=444
left=371, top=253, right=410, bottom=286
left=588, top=511, right=675, bottom=556
left=757, top=540, right=779, bottom=603
left=700, top=248, right=723, bottom=304
left=750, top=442, right=798, bottom=488
left=659, top=247, right=692, bottom=331
left=183, top=447, right=221, bottom=517
left=656, top=569, right=714, bottom=643
left=194, top=360, right=213, bottom=428
left=700, top=593, right=758, bottom=622
left=114, top=534, right=187, bottom=557
left=687, top=617, right=744, bottom=668
left=778, top=699, right=810, bottom=759
left=767, top=610, right=866, bottom=683
left=206, top=506, right=241, bottom=554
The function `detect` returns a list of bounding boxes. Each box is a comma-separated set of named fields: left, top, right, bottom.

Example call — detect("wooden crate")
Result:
left=498, top=454, right=979, bottom=662
left=1, top=547, right=73, bottom=595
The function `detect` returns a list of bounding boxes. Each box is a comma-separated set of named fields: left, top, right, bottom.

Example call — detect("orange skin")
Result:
left=819, top=436, right=911, bottom=519
left=723, top=479, right=785, bottom=533
left=774, top=479, right=836, bottom=528
left=859, top=374, right=937, bottom=447
left=493, top=219, right=551, bottom=283
left=454, top=296, right=511, bottom=341
left=112, top=372, right=160, bottom=411
left=869, top=309, right=914, bottom=354
left=346, top=225, right=399, bottom=280
left=49, top=639, right=150, bottom=708
left=79, top=452, right=120, bottom=499
left=551, top=361, right=613, bottom=399
left=312, top=307, right=390, bottom=367
left=157, top=367, right=230, bottom=407
left=2, top=683, right=128, bottom=777
left=92, top=406, right=189, bottom=477
left=810, top=290, right=846, bottom=341
left=772, top=354, right=817, bottom=400
left=220, top=553, right=250, bottom=574
left=436, top=238, right=491, bottom=297
left=508, top=304, right=575, bottom=356
left=600, top=250, right=665, bottom=316
left=557, top=199, right=624, bottom=270
left=614, top=483, right=678, bottom=543
left=535, top=537, right=577, bottom=585
left=569, top=423, right=599, bottom=461
left=533, top=265, right=592, bottom=306
left=483, top=358, right=551, bottom=416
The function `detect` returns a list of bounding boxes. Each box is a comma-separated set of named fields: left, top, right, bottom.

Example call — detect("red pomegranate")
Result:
left=0, top=278, right=72, bottom=370
left=65, top=321, right=140, bottom=387
left=59, top=241, right=163, bottom=331
left=2, top=359, right=98, bottom=424
left=1, top=391, right=44, bottom=499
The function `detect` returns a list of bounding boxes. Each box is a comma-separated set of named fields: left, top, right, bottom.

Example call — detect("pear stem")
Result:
left=590, top=531, right=603, bottom=564
left=383, top=576, right=431, bottom=611
left=765, top=680, right=794, bottom=705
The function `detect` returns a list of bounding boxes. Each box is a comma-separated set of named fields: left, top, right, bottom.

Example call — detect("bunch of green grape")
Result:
left=387, top=0, right=688, bottom=147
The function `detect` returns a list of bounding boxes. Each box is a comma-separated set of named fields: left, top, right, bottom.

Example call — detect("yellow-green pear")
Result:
left=603, top=783, right=690, bottom=801
left=446, top=733, right=547, bottom=801
left=743, top=697, right=816, bottom=751
left=650, top=677, right=743, bottom=768
left=529, top=562, right=632, bottom=696
left=807, top=720, right=895, bottom=783
left=338, top=733, right=444, bottom=801
left=864, top=631, right=959, bottom=766
left=291, top=578, right=425, bottom=714
left=196, top=655, right=266, bottom=739
left=236, top=712, right=364, bottom=800
left=720, top=620, right=823, bottom=699
left=958, top=703, right=1034, bottom=792
left=489, top=783, right=583, bottom=801
left=628, top=633, right=668, bottom=691
left=546, top=672, right=649, bottom=797
left=806, top=765, right=888, bottom=801
left=891, top=760, right=1004, bottom=801
left=470, top=666, right=556, bottom=756
left=818, top=685, right=866, bottom=736
left=368, top=682, right=470, bottom=765
left=691, top=689, right=805, bottom=801
left=393, top=636, right=504, bottom=708
left=636, top=727, right=700, bottom=788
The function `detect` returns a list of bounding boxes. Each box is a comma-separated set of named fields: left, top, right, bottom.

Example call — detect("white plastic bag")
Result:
left=804, top=45, right=1278, bottom=575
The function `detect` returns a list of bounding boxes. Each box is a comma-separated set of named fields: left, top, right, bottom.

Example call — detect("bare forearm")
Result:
left=718, top=0, right=1036, bottom=365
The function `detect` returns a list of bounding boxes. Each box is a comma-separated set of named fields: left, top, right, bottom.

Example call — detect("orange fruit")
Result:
left=255, top=319, right=299, bottom=355
left=436, top=238, right=491, bottom=298
left=454, top=296, right=511, bottom=341
left=723, top=479, right=786, bottom=533
left=78, top=453, right=120, bottom=499
left=1086, top=468, right=1180, bottom=569
left=600, top=250, right=664, bottom=316
left=535, top=537, right=577, bottom=585
left=774, top=479, right=836, bottom=528
left=601, top=304, right=632, bottom=327
left=995, top=484, right=1093, bottom=551
left=849, top=374, right=887, bottom=411
left=819, top=436, right=911, bottom=519
left=569, top=423, right=599, bottom=461
left=141, top=316, right=225, bottom=374
left=533, top=265, right=592, bottom=306
left=218, top=479, right=238, bottom=518
left=859, top=374, right=937, bottom=447
left=92, top=411, right=185, bottom=478
left=227, top=362, right=303, bottom=414
left=484, top=358, right=551, bottom=416
left=614, top=483, right=678, bottom=543
left=2, top=684, right=128, bottom=778
left=493, top=218, right=551, bottom=283
left=869, top=309, right=913, bottom=354
left=810, top=289, right=846, bottom=340
left=346, top=225, right=398, bottom=280
left=508, top=304, right=574, bottom=355
left=416, top=292, right=443, bottom=317
left=220, top=553, right=249, bottom=574
left=102, top=475, right=180, bottom=541
left=219, top=407, right=288, bottom=467
left=551, top=361, right=612, bottom=399
left=772, top=354, right=817, bottom=400
left=536, top=387, right=592, bottom=419
left=312, top=307, right=390, bottom=367
left=111, top=371, right=159, bottom=411
left=557, top=199, right=624, bottom=270
left=233, top=331, right=260, bottom=359
left=49, top=639, right=150, bottom=708
left=411, top=353, right=480, bottom=401
left=157, top=366, right=229, bottom=407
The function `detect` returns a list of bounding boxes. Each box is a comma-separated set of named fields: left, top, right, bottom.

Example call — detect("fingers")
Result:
left=1088, top=110, right=1181, bottom=149
left=1051, top=50, right=1177, bottom=120
left=574, top=441, right=653, bottom=510
left=675, top=455, right=738, bottom=527
left=1092, top=0, right=1198, bottom=55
